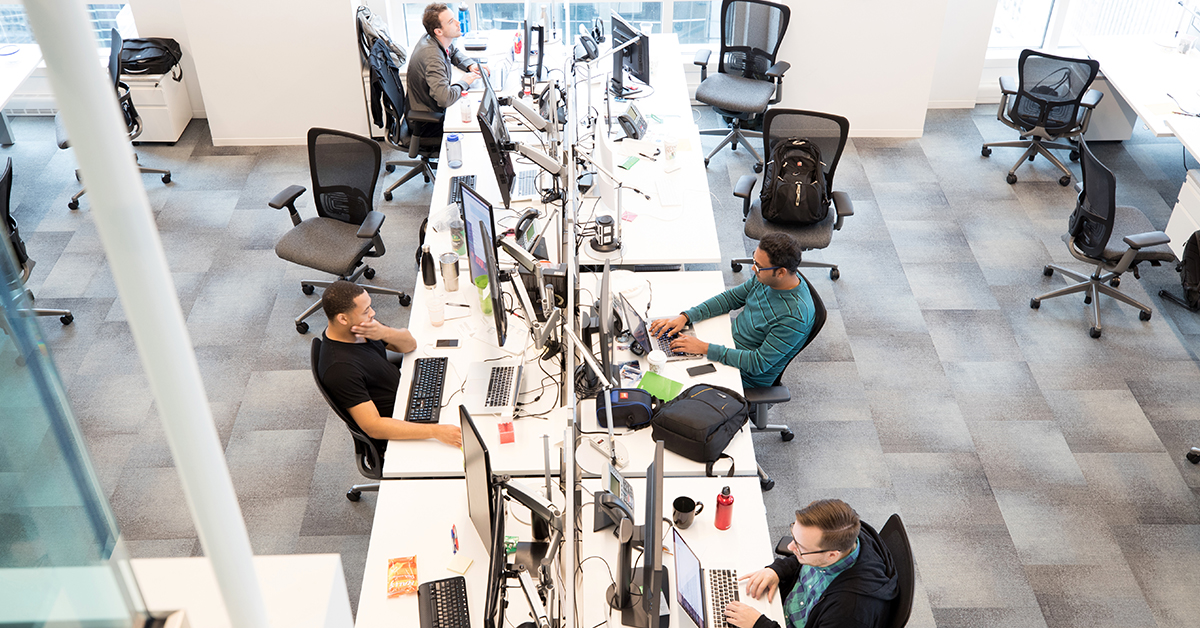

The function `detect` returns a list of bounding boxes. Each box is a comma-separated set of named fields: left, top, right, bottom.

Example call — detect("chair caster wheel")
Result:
left=347, top=489, right=361, bottom=502
left=167, top=142, right=175, bottom=147
left=1109, top=277, right=1120, bottom=287
left=1029, top=154, right=1036, bottom=162
left=1069, top=150, right=1080, bottom=162
left=386, top=164, right=396, bottom=173
left=753, top=162, right=763, bottom=173
left=1059, top=175, right=1071, bottom=186
left=1139, top=310, right=1151, bottom=321
left=60, top=314, right=73, bottom=325
left=1089, top=326, right=1102, bottom=339
left=703, top=158, right=710, bottom=168
left=781, top=430, right=794, bottom=442
left=296, top=321, right=309, bottom=334
left=731, top=261, right=742, bottom=272
left=68, top=200, right=79, bottom=210
left=162, top=174, right=171, bottom=184
left=399, top=293, right=412, bottom=307
left=760, top=478, right=775, bottom=491
left=829, top=267, right=840, bottom=280
left=981, top=146, right=992, bottom=157
left=1006, top=173, right=1018, bottom=184
left=1030, top=298, right=1040, bottom=309
left=1043, top=266, right=1054, bottom=277
left=302, top=283, right=315, bottom=295
left=1187, top=447, right=1200, bottom=464
left=364, top=267, right=376, bottom=279
left=1084, top=294, right=1092, bottom=305
left=383, top=191, right=393, bottom=201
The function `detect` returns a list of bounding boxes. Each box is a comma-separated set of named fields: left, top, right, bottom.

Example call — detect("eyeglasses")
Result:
left=787, top=537, right=834, bottom=557
left=751, top=261, right=782, bottom=274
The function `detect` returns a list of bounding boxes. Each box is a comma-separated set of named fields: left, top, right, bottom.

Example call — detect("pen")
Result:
left=1173, top=111, right=1200, bottom=118
left=446, top=302, right=470, bottom=308
left=451, top=524, right=459, bottom=554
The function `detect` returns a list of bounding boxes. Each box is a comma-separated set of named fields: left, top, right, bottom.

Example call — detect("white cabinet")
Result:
left=1166, top=170, right=1200, bottom=260
left=122, top=72, right=191, bottom=143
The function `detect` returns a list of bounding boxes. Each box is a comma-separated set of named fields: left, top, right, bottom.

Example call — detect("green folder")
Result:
left=637, top=371, right=683, bottom=401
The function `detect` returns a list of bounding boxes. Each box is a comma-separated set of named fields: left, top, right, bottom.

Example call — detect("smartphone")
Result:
left=435, top=339, right=460, bottom=348
left=687, top=363, right=717, bottom=377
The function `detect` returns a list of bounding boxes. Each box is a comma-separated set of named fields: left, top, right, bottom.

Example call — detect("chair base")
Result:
left=733, top=257, right=839, bottom=281
left=292, top=263, right=410, bottom=335
left=382, top=158, right=437, bottom=201
left=982, top=136, right=1077, bottom=185
left=346, top=481, right=380, bottom=502
left=1031, top=263, right=1153, bottom=338
left=69, top=159, right=172, bottom=210
left=749, top=401, right=793, bottom=492
left=698, top=125, right=764, bottom=170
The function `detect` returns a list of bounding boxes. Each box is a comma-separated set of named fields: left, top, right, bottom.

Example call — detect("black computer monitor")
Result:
left=476, top=72, right=517, bottom=208
left=460, top=181, right=498, bottom=285
left=481, top=218, right=508, bottom=348
left=461, top=406, right=508, bottom=628
left=610, top=12, right=650, bottom=98
left=522, top=19, right=545, bottom=83
left=609, top=440, right=668, bottom=628
left=598, top=259, right=615, bottom=384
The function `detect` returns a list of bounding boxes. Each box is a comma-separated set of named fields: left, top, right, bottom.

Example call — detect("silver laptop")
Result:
left=673, top=528, right=740, bottom=628
left=615, top=292, right=702, bottom=361
left=463, top=359, right=524, bottom=415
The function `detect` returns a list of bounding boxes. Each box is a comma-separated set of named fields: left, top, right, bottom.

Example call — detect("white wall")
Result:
left=174, top=0, right=368, bottom=145
left=125, top=0, right=206, bottom=118
left=928, top=0, right=998, bottom=109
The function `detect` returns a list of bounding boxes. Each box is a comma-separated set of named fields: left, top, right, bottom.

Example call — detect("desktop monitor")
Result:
left=462, top=406, right=510, bottom=628
left=609, top=440, right=668, bottom=628
left=476, top=72, right=518, bottom=208
left=610, top=12, right=650, bottom=97
left=522, top=19, right=545, bottom=83
left=460, top=181, right=498, bottom=285
left=598, top=259, right=616, bottom=385
left=481, top=218, right=508, bottom=348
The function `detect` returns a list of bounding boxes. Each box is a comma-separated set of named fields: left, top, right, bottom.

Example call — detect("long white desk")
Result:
left=0, top=45, right=42, bottom=145
left=1079, top=35, right=1200, bottom=138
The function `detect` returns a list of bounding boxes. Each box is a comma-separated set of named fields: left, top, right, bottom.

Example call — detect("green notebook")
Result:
left=637, top=371, right=683, bottom=401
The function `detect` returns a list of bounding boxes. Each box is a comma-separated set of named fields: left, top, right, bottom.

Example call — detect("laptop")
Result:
left=463, top=359, right=525, bottom=415
left=673, top=528, right=741, bottom=628
left=615, top=292, right=702, bottom=361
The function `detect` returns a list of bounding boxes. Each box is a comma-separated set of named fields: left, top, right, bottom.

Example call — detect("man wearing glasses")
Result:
left=726, top=499, right=898, bottom=628
left=407, top=3, right=486, bottom=137
left=648, top=233, right=816, bottom=388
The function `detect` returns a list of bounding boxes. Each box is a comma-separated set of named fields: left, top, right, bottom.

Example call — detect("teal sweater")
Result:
left=684, top=275, right=815, bottom=389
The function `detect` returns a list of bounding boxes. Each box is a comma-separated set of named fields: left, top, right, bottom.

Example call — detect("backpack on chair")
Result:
left=760, top=138, right=829, bottom=226
left=1160, top=229, right=1200, bottom=312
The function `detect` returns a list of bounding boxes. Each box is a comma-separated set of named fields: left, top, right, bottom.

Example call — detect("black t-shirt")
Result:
left=317, top=333, right=401, bottom=452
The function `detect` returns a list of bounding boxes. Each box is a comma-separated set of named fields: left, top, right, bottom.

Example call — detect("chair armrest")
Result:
left=358, top=210, right=385, bottom=238
left=743, top=385, right=790, bottom=406
left=385, top=350, right=405, bottom=366
left=999, top=75, right=1017, bottom=95
left=775, top=535, right=791, bottom=557
left=1123, top=230, right=1169, bottom=249
left=407, top=109, right=445, bottom=125
left=1081, top=88, right=1103, bottom=109
left=693, top=48, right=711, bottom=82
left=831, top=191, right=853, bottom=231
left=765, top=61, right=790, bottom=79
left=269, top=185, right=307, bottom=226
left=734, top=174, right=758, bottom=200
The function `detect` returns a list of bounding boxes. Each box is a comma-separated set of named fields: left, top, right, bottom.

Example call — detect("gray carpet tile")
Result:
left=7, top=103, right=1200, bottom=626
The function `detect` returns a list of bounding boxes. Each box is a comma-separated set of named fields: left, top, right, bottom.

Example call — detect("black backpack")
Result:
left=120, top=38, right=183, bottom=81
left=1162, top=230, right=1200, bottom=311
left=760, top=138, right=829, bottom=226
left=650, top=385, right=748, bottom=477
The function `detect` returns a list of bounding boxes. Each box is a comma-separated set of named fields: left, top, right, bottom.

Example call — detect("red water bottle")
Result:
left=715, top=486, right=734, bottom=530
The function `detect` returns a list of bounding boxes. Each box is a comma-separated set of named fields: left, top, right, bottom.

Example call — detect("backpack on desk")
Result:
left=650, top=384, right=748, bottom=477
left=760, top=138, right=828, bottom=226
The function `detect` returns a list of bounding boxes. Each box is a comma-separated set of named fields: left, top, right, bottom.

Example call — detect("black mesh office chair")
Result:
left=751, top=272, right=826, bottom=491
left=731, top=109, right=853, bottom=281
left=311, top=337, right=384, bottom=502
left=1030, top=139, right=1173, bottom=338
left=368, top=38, right=442, bottom=201
left=271, top=128, right=411, bottom=335
left=58, top=29, right=171, bottom=210
left=2, top=158, right=72, bottom=327
left=982, top=49, right=1101, bottom=186
left=694, top=0, right=791, bottom=172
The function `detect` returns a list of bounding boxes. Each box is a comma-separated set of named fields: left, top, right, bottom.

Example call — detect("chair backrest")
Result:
left=307, top=127, right=382, bottom=226
left=717, top=0, right=790, bottom=81
left=1013, top=49, right=1099, bottom=134
left=1069, top=138, right=1116, bottom=260
left=369, top=38, right=411, bottom=149
left=768, top=271, right=827, bottom=388
left=310, top=337, right=385, bottom=480
left=762, top=108, right=850, bottom=193
left=0, top=157, right=30, bottom=276
left=879, top=514, right=915, bottom=628
left=107, top=28, right=143, bottom=139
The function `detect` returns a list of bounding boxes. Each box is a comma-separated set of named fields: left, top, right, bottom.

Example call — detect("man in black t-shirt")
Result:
left=316, top=280, right=461, bottom=451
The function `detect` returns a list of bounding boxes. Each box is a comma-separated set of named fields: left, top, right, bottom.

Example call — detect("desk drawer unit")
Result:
left=122, top=72, right=191, bottom=143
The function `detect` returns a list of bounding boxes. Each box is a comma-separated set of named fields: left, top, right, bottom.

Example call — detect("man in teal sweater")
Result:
left=649, top=233, right=815, bottom=388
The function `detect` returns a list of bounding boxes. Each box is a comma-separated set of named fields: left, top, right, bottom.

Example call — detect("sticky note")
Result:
left=619, top=156, right=639, bottom=170
left=447, top=554, right=473, bottom=575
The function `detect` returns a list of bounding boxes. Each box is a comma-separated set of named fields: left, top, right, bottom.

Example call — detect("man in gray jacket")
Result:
left=406, top=3, right=485, bottom=137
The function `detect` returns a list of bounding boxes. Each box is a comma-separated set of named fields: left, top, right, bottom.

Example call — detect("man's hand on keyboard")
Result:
left=741, top=568, right=780, bottom=602
left=669, top=333, right=708, bottom=357
left=649, top=314, right=688, bottom=338
left=724, top=601, right=761, bottom=628
left=434, top=424, right=463, bottom=448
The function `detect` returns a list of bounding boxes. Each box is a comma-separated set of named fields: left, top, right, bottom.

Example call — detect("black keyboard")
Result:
left=418, top=576, right=471, bottom=628
left=405, top=357, right=448, bottom=423
left=449, top=175, right=476, bottom=204
left=484, top=365, right=516, bottom=407
left=708, top=569, right=739, bottom=628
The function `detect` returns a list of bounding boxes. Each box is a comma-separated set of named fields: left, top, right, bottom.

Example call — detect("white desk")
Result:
left=578, top=476, right=786, bottom=628
left=0, top=45, right=42, bottom=145
left=1079, top=35, right=1200, bottom=138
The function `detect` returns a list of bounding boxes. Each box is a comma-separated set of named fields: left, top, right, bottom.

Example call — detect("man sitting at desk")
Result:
left=648, top=233, right=816, bottom=389
left=727, top=499, right=898, bottom=628
left=317, top=280, right=462, bottom=450
left=406, top=2, right=485, bottom=137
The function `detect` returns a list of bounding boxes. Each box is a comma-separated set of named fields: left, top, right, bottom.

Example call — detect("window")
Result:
left=0, top=4, right=125, bottom=48
left=989, top=0, right=1193, bottom=53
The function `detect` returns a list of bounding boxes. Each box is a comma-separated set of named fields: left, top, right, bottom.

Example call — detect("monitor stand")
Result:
left=607, top=567, right=670, bottom=628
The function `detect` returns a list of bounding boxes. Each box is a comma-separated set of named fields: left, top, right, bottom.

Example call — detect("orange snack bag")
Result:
left=387, top=556, right=418, bottom=597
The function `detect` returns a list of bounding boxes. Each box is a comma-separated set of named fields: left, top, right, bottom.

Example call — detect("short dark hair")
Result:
left=758, top=233, right=803, bottom=274
left=423, top=3, right=450, bottom=37
left=322, top=280, right=366, bottom=320
left=795, top=499, right=861, bottom=552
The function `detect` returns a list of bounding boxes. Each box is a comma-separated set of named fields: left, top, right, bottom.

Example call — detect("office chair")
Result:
left=749, top=272, right=826, bottom=491
left=694, top=0, right=791, bottom=172
left=731, top=109, right=853, bottom=281
left=981, top=49, right=1101, bottom=186
left=1030, top=139, right=1173, bottom=338
left=58, top=29, right=171, bottom=211
left=271, top=127, right=411, bottom=335
left=2, top=158, right=73, bottom=327
left=311, top=337, right=384, bottom=502
left=367, top=38, right=442, bottom=201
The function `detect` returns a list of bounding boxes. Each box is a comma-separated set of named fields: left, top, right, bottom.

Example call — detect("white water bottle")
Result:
left=460, top=90, right=471, bottom=123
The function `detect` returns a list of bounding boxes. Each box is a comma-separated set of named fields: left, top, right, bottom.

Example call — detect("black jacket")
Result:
left=751, top=523, right=898, bottom=628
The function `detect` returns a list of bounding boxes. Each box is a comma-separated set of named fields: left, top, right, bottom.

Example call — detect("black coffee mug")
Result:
left=672, top=496, right=704, bottom=529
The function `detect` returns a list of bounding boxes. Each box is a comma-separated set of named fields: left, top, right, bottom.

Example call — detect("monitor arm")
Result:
left=563, top=327, right=619, bottom=467
left=502, top=477, right=564, bottom=570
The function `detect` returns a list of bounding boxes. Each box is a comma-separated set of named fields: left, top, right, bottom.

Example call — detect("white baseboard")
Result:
left=928, top=99, right=977, bottom=109
left=212, top=136, right=307, bottom=147
left=848, top=129, right=925, bottom=138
